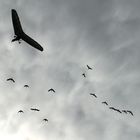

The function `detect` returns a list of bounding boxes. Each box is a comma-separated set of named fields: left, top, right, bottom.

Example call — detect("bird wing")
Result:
left=21, top=32, right=43, bottom=51
left=11, top=9, right=23, bottom=36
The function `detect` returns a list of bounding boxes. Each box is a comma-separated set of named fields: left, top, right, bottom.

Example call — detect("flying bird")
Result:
left=127, top=110, right=134, bottom=116
left=90, top=93, right=97, bottom=98
left=82, top=73, right=86, bottom=78
left=30, top=108, right=40, bottom=112
left=102, top=101, right=108, bottom=105
left=109, top=107, right=116, bottom=111
left=18, top=110, right=24, bottom=113
left=122, top=110, right=127, bottom=114
left=87, top=65, right=92, bottom=70
left=11, top=9, right=43, bottom=51
left=48, top=88, right=55, bottom=93
left=115, top=109, right=122, bottom=113
left=24, top=84, right=29, bottom=88
left=6, top=78, right=15, bottom=83
left=43, top=118, right=48, bottom=122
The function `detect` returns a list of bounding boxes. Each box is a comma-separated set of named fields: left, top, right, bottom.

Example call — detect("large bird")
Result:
left=48, top=88, right=55, bottom=93
left=87, top=65, right=92, bottom=70
left=30, top=108, right=40, bottom=112
left=90, top=93, right=97, bottom=98
left=127, top=110, right=134, bottom=116
left=102, top=101, right=108, bottom=105
left=6, top=78, right=15, bottom=83
left=11, top=9, right=43, bottom=51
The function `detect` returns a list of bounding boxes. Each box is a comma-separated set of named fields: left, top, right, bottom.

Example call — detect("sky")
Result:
left=0, top=0, right=140, bottom=140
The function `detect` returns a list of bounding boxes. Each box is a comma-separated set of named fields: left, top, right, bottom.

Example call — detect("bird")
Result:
left=122, top=110, right=127, bottom=114
left=90, top=93, right=97, bottom=98
left=109, top=107, right=116, bottom=111
left=127, top=110, right=134, bottom=116
left=6, top=78, right=15, bottom=83
left=87, top=65, right=92, bottom=70
left=48, top=88, right=55, bottom=93
left=30, top=108, right=40, bottom=112
left=43, top=118, right=48, bottom=122
left=24, top=84, right=29, bottom=88
left=18, top=110, right=24, bottom=113
left=82, top=73, right=86, bottom=78
left=115, top=109, right=122, bottom=113
left=102, top=101, right=108, bottom=105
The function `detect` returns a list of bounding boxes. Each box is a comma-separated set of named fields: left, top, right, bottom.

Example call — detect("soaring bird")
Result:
left=115, top=109, right=122, bottom=113
left=24, top=84, right=29, bottom=88
left=6, top=78, right=15, bottom=83
left=127, top=110, right=134, bottom=116
left=82, top=73, right=86, bottom=78
left=102, top=101, right=108, bottom=105
left=87, top=65, right=92, bottom=70
left=90, top=93, right=97, bottom=98
left=109, top=107, right=116, bottom=111
left=18, top=110, right=24, bottom=113
left=48, top=88, right=55, bottom=93
left=30, top=108, right=40, bottom=112
left=43, top=118, right=48, bottom=122
left=122, top=110, right=127, bottom=114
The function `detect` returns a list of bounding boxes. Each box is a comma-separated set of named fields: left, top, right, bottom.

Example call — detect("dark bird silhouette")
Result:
left=127, top=110, right=134, bottom=116
left=24, top=85, right=29, bottom=88
left=30, top=108, right=40, bottom=112
left=82, top=73, right=86, bottom=78
left=102, top=101, right=108, bottom=105
left=6, top=78, right=15, bottom=83
left=109, top=107, right=116, bottom=111
left=87, top=65, right=92, bottom=70
left=43, top=118, right=48, bottom=122
left=18, top=110, right=24, bottom=113
left=115, top=109, right=122, bottom=113
left=90, top=93, right=97, bottom=98
left=122, top=110, right=127, bottom=114
left=48, top=88, right=55, bottom=93
left=11, top=9, right=43, bottom=51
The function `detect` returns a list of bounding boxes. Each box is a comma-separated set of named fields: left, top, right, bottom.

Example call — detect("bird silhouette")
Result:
left=24, top=85, right=29, bottom=88
left=30, top=108, right=40, bottom=112
left=48, top=88, right=55, bottom=93
left=18, top=110, right=24, bottom=113
left=109, top=107, right=116, bottom=111
left=6, top=78, right=15, bottom=83
left=102, top=101, right=108, bottom=105
left=90, top=93, right=97, bottom=98
left=127, top=110, right=133, bottom=116
left=82, top=73, right=86, bottom=78
left=43, top=118, right=48, bottom=122
left=122, top=110, right=127, bottom=114
left=115, top=109, right=122, bottom=113
left=87, top=65, right=92, bottom=70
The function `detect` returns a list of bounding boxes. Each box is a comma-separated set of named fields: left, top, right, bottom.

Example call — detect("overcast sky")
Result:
left=0, top=0, right=140, bottom=140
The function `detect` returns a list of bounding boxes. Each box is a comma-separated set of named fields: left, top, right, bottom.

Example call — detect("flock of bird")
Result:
left=83, top=65, right=134, bottom=116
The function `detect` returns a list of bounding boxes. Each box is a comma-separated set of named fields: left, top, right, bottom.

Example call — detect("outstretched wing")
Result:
left=21, top=33, right=43, bottom=51
left=11, top=9, right=23, bottom=36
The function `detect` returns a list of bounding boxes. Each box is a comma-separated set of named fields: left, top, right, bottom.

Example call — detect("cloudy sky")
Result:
left=0, top=0, right=140, bottom=140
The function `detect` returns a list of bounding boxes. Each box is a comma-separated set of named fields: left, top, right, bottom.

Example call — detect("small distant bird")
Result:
left=82, top=73, right=86, bottom=78
left=87, top=65, right=92, bottom=70
left=18, top=110, right=24, bottom=113
left=43, top=118, right=48, bottom=122
left=122, top=110, right=127, bottom=114
left=127, top=110, right=133, bottom=116
left=48, top=88, right=55, bottom=93
left=6, top=78, right=15, bottom=83
left=30, top=108, right=40, bottom=112
left=102, top=101, right=108, bottom=105
left=115, top=109, right=122, bottom=113
left=24, top=85, right=29, bottom=88
left=90, top=93, right=97, bottom=98
left=109, top=107, right=116, bottom=111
